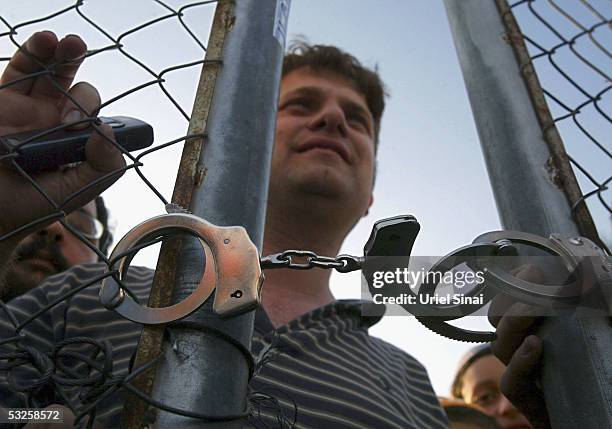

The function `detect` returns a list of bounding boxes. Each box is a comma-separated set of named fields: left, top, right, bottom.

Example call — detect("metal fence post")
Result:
left=139, top=0, right=287, bottom=427
left=443, top=0, right=612, bottom=427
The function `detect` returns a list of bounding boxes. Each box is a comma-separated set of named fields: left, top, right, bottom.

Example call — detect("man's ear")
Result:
left=364, top=193, right=374, bottom=217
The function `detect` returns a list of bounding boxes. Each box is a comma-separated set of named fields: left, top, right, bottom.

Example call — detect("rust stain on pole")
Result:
left=121, top=1, right=235, bottom=427
left=494, top=0, right=602, bottom=246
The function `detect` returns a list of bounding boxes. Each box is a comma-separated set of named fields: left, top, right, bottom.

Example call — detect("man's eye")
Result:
left=473, top=390, right=500, bottom=406
left=284, top=98, right=311, bottom=110
left=347, top=114, right=369, bottom=132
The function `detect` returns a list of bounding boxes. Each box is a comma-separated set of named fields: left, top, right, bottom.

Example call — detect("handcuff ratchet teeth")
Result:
left=99, top=213, right=263, bottom=324
left=414, top=230, right=610, bottom=343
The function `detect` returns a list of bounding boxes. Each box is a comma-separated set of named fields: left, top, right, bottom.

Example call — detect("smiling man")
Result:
left=261, top=52, right=378, bottom=329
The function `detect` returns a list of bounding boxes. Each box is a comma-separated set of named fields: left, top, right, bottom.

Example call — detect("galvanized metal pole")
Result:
left=147, top=0, right=288, bottom=427
left=443, top=1, right=612, bottom=428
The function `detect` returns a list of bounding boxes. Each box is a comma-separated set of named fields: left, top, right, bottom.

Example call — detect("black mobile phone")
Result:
left=0, top=116, right=154, bottom=173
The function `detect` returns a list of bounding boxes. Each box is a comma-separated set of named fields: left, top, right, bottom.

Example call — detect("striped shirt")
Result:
left=0, top=263, right=448, bottom=428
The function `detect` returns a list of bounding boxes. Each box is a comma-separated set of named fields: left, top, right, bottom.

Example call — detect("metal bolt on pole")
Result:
left=443, top=1, right=612, bottom=427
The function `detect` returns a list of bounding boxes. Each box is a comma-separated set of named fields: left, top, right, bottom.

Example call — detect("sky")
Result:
left=1, top=0, right=609, bottom=397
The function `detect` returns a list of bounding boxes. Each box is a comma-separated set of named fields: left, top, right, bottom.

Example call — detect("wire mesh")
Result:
left=507, top=0, right=611, bottom=247
left=0, top=0, right=220, bottom=253
left=0, top=1, right=288, bottom=427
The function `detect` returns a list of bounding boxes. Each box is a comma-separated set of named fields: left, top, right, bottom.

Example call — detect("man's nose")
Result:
left=38, top=221, right=66, bottom=241
left=309, top=102, right=348, bottom=137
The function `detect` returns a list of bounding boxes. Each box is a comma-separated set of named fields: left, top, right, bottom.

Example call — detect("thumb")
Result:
left=84, top=122, right=126, bottom=173
left=56, top=123, right=125, bottom=212
left=59, top=81, right=100, bottom=130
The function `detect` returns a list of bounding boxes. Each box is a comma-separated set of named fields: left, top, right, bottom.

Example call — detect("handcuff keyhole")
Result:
left=231, top=290, right=243, bottom=299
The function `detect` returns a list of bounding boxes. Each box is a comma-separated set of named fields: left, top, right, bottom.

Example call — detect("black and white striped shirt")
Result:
left=0, top=263, right=449, bottom=428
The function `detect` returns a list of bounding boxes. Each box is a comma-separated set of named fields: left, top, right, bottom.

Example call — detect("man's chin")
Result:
left=293, top=169, right=351, bottom=197
left=277, top=167, right=370, bottom=217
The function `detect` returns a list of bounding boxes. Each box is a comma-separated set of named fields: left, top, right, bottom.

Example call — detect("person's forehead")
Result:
left=463, top=355, right=504, bottom=387
left=280, top=68, right=369, bottom=108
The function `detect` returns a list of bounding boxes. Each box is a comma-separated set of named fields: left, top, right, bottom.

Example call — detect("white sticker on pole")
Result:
left=273, top=0, right=291, bottom=50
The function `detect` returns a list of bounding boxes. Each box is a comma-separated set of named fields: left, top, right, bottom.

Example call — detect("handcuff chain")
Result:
left=260, top=250, right=363, bottom=273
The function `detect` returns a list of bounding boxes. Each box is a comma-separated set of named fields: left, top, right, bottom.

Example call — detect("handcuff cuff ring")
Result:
left=99, top=213, right=262, bottom=324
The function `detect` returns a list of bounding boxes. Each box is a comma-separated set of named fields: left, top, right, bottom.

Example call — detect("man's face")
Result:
left=269, top=68, right=375, bottom=221
left=3, top=201, right=100, bottom=300
left=461, top=355, right=532, bottom=429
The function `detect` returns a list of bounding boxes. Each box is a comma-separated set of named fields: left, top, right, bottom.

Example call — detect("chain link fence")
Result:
left=0, top=0, right=219, bottom=253
left=507, top=0, right=611, bottom=246
left=0, top=1, right=291, bottom=427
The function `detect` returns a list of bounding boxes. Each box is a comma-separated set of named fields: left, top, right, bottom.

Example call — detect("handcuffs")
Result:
left=100, top=212, right=611, bottom=343
left=99, top=213, right=263, bottom=323
left=414, top=231, right=611, bottom=342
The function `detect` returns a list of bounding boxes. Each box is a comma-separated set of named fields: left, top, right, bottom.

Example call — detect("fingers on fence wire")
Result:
left=0, top=33, right=128, bottom=242
left=2, top=32, right=87, bottom=99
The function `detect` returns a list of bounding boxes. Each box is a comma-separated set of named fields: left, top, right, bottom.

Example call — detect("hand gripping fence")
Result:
left=444, top=0, right=611, bottom=427
left=0, top=1, right=289, bottom=427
